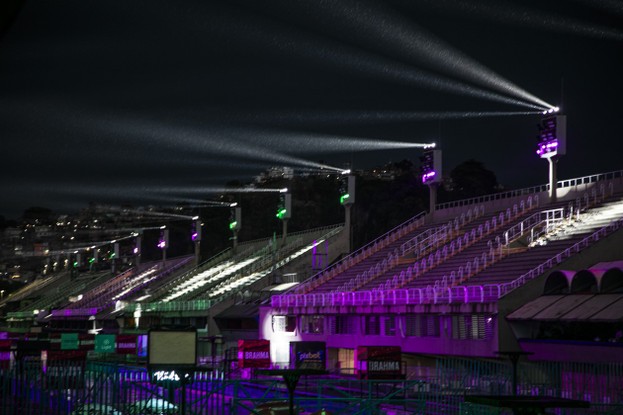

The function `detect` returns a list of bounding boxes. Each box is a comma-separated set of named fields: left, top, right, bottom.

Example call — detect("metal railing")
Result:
left=0, top=358, right=621, bottom=414
left=272, top=202, right=623, bottom=307
left=435, top=168, right=623, bottom=211
left=291, top=212, right=427, bottom=294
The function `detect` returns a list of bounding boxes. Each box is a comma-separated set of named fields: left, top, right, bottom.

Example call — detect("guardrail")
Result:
left=271, top=201, right=623, bottom=307
left=291, top=212, right=427, bottom=294
left=502, top=208, right=565, bottom=246
left=435, top=168, right=623, bottom=211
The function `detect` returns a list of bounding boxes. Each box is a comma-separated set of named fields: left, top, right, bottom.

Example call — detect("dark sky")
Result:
left=1, top=0, right=622, bottom=219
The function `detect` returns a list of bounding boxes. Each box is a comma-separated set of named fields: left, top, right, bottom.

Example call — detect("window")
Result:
left=405, top=314, right=440, bottom=337
left=365, top=315, right=380, bottom=335
left=336, top=315, right=354, bottom=334
left=272, top=315, right=296, bottom=333
left=451, top=315, right=487, bottom=340
left=301, top=315, right=324, bottom=334
left=383, top=316, right=396, bottom=336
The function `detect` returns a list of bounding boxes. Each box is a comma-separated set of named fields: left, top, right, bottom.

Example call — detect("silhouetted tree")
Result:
left=449, top=159, right=498, bottom=199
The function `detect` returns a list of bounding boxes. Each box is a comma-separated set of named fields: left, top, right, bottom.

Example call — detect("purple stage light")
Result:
left=422, top=171, right=436, bottom=183
left=157, top=240, right=166, bottom=249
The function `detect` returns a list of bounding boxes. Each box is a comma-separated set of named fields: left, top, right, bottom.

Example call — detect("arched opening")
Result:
left=570, top=270, right=598, bottom=293
left=544, top=270, right=572, bottom=294
left=601, top=268, right=623, bottom=293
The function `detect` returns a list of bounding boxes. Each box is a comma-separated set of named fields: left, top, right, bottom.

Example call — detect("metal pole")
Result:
left=282, top=219, right=288, bottom=248
left=429, top=184, right=437, bottom=222
left=548, top=157, right=558, bottom=204
left=345, top=205, right=352, bottom=253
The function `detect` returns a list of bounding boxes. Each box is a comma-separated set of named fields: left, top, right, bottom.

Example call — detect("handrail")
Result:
left=270, top=204, right=623, bottom=307
left=290, top=211, right=427, bottom=294
left=502, top=208, right=565, bottom=246
left=435, top=169, right=623, bottom=211
left=236, top=223, right=344, bottom=248
left=123, top=227, right=343, bottom=312
left=495, top=214, right=623, bottom=298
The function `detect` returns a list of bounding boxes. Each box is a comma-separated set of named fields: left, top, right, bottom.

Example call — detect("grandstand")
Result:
left=1, top=170, right=623, bottom=413
left=0, top=224, right=346, bottom=341
left=263, top=170, right=623, bottom=379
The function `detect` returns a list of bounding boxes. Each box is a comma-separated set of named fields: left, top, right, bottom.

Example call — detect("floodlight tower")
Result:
left=133, top=231, right=142, bottom=267
left=191, top=216, right=202, bottom=266
left=111, top=242, right=120, bottom=273
left=536, top=107, right=565, bottom=203
left=157, top=226, right=169, bottom=265
left=340, top=171, right=355, bottom=253
left=276, top=189, right=291, bottom=247
left=229, top=204, right=241, bottom=253
left=420, top=144, right=442, bottom=221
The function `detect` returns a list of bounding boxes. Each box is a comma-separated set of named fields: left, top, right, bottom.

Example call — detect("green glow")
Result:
left=109, top=253, right=116, bottom=259
left=276, top=209, right=287, bottom=219
left=229, top=221, right=238, bottom=230
left=340, top=194, right=350, bottom=204
left=73, top=261, right=78, bottom=268
left=88, top=258, right=95, bottom=264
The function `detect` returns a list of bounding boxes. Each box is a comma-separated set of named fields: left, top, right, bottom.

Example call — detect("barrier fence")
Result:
left=1, top=358, right=622, bottom=414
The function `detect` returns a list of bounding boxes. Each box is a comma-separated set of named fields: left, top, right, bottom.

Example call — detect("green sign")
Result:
left=61, top=333, right=79, bottom=350
left=95, top=334, right=116, bottom=353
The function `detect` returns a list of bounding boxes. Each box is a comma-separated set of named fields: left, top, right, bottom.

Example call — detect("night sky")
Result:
left=1, top=0, right=622, bottom=219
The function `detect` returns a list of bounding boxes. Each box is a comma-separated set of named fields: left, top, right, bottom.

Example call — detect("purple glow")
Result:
left=191, top=232, right=198, bottom=241
left=157, top=240, right=166, bottom=249
left=422, top=171, right=436, bottom=183
left=133, top=247, right=139, bottom=254
left=536, top=139, right=559, bottom=158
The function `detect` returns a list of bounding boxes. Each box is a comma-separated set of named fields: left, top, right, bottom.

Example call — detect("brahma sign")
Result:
left=238, top=339, right=270, bottom=369
left=357, top=346, right=402, bottom=379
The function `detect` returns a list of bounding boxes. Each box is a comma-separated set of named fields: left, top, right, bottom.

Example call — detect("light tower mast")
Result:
left=420, top=144, right=442, bottom=222
left=536, top=107, right=565, bottom=203
left=339, top=171, right=355, bottom=253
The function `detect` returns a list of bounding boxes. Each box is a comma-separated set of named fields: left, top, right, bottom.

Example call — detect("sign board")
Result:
left=238, top=339, right=270, bottom=369
left=148, top=329, right=197, bottom=368
left=61, top=333, right=79, bottom=350
left=290, top=341, right=326, bottom=370
left=95, top=334, right=116, bottom=353
left=0, top=340, right=11, bottom=369
left=116, top=334, right=137, bottom=355
left=357, top=346, right=402, bottom=379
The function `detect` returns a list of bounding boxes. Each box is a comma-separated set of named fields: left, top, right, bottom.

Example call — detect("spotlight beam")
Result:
left=185, top=4, right=544, bottom=110
left=239, top=110, right=542, bottom=125
left=419, top=0, right=623, bottom=40
left=270, top=0, right=554, bottom=109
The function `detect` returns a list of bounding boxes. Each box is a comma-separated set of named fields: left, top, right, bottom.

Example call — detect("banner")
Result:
left=116, top=334, right=137, bottom=355
left=357, top=346, right=402, bottom=379
left=238, top=339, right=270, bottom=368
left=291, top=341, right=326, bottom=370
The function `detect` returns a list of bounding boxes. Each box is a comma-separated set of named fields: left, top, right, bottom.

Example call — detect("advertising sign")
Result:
left=148, top=329, right=196, bottom=367
left=61, top=333, right=79, bottom=350
left=116, top=334, right=137, bottom=355
left=290, top=341, right=326, bottom=370
left=357, top=346, right=402, bottom=379
left=95, top=334, right=116, bottom=353
left=238, top=339, right=270, bottom=369
left=0, top=340, right=11, bottom=369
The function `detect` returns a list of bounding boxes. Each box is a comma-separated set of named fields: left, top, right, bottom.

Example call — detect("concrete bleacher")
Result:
left=272, top=170, right=623, bottom=308
left=61, top=256, right=194, bottom=311
left=465, top=194, right=623, bottom=288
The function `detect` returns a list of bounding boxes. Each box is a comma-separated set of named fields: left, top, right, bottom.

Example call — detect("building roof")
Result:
left=507, top=294, right=623, bottom=322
